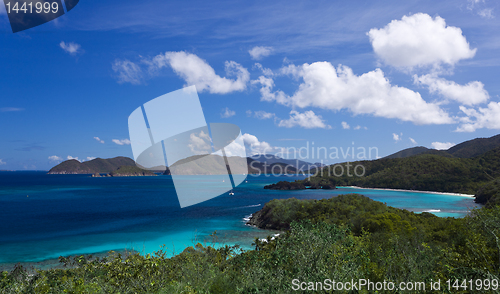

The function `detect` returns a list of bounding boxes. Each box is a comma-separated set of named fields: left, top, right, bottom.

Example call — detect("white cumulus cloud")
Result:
left=278, top=110, right=331, bottom=129
left=410, top=137, right=418, bottom=145
left=59, top=41, right=82, bottom=55
left=112, top=139, right=131, bottom=145
left=48, top=156, right=62, bottom=162
left=393, top=133, right=402, bottom=142
left=242, top=133, right=274, bottom=155
left=414, top=74, right=489, bottom=106
left=258, top=62, right=453, bottom=125
left=456, top=102, right=500, bottom=132
left=249, top=46, right=273, bottom=60
left=431, top=142, right=456, bottom=150
left=93, top=137, right=105, bottom=144
left=87, top=157, right=96, bottom=161
left=150, top=51, right=250, bottom=94
left=341, top=121, right=350, bottom=129
left=368, top=13, right=476, bottom=69
left=188, top=130, right=212, bottom=155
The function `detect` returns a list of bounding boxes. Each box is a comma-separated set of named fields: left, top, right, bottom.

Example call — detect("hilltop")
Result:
left=48, top=157, right=136, bottom=174
left=48, top=155, right=302, bottom=176
left=385, top=134, right=500, bottom=159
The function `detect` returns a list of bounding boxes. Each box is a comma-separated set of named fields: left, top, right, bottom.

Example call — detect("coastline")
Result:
left=339, top=186, right=475, bottom=198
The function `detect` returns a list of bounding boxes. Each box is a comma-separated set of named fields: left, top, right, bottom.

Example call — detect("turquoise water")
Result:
left=0, top=171, right=481, bottom=267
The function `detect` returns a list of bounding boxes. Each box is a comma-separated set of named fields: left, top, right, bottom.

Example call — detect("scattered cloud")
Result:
left=368, top=13, right=476, bottom=70
left=221, top=107, right=236, bottom=118
left=253, top=110, right=275, bottom=120
left=393, top=133, right=402, bottom=142
left=456, top=102, right=500, bottom=132
left=249, top=46, right=273, bottom=60
left=414, top=74, right=489, bottom=106
left=112, top=59, right=143, bottom=85
left=148, top=51, right=250, bottom=94
left=1, top=107, right=24, bottom=112
left=67, top=155, right=81, bottom=162
left=112, top=139, right=131, bottom=145
left=467, top=0, right=494, bottom=19
left=87, top=157, right=96, bottom=161
left=242, top=133, right=275, bottom=155
left=467, top=0, right=484, bottom=10
left=478, top=8, right=494, bottom=19
left=278, top=110, right=331, bottom=129
left=341, top=121, right=350, bottom=129
left=246, top=110, right=253, bottom=117
left=0, top=159, right=5, bottom=165
left=353, top=125, right=367, bottom=130
left=93, top=137, right=105, bottom=144
left=59, top=41, right=82, bottom=55
left=410, top=137, right=418, bottom=145
left=257, top=62, right=454, bottom=125
left=431, top=141, right=456, bottom=150
left=254, top=63, right=274, bottom=76
left=48, top=155, right=62, bottom=162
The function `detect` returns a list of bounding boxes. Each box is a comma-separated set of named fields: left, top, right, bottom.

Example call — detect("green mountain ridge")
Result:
left=385, top=133, right=500, bottom=159
left=48, top=157, right=136, bottom=174
left=301, top=134, right=500, bottom=207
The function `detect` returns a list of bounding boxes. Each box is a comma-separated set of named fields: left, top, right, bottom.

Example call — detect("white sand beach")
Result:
left=339, top=186, right=475, bottom=198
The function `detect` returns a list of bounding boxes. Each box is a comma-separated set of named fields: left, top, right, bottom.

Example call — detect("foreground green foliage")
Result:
left=2, top=194, right=500, bottom=293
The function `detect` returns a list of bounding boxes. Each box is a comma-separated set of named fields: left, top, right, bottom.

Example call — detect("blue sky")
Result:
left=1, top=0, right=500, bottom=170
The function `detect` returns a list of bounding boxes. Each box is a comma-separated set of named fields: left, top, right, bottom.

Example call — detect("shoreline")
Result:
left=339, top=186, right=475, bottom=198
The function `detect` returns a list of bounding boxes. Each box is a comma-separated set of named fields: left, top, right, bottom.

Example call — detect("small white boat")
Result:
left=229, top=190, right=234, bottom=196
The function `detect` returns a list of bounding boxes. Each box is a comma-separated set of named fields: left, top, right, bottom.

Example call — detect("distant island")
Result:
left=48, top=154, right=308, bottom=177
left=48, top=157, right=137, bottom=175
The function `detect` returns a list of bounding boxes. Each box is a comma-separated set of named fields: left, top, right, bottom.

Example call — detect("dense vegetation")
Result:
left=2, top=194, right=500, bottom=293
left=263, top=177, right=336, bottom=190
left=109, top=166, right=157, bottom=177
left=305, top=146, right=500, bottom=206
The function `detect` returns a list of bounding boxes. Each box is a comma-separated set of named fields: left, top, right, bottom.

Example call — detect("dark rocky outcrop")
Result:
left=108, top=166, right=157, bottom=177
left=264, top=178, right=337, bottom=190
left=264, top=181, right=306, bottom=190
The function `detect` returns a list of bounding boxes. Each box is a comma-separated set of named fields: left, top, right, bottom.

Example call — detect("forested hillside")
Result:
left=306, top=146, right=500, bottom=206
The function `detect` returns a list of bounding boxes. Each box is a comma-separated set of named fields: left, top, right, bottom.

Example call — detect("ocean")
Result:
left=0, top=171, right=480, bottom=269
